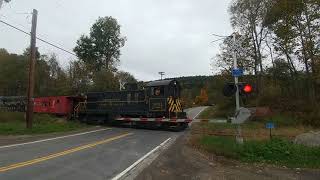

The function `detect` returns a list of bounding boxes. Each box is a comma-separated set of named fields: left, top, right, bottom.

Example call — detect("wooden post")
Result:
left=26, top=9, right=38, bottom=129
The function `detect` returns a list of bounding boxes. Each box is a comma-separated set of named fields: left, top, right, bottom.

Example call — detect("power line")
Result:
left=212, top=33, right=229, bottom=38
left=0, top=19, right=29, bottom=34
left=0, top=14, right=31, bottom=31
left=37, top=37, right=77, bottom=56
left=0, top=19, right=77, bottom=57
left=14, top=12, right=32, bottom=15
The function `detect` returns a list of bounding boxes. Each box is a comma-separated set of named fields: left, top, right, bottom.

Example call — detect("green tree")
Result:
left=91, top=69, right=119, bottom=91
left=0, top=49, right=27, bottom=96
left=23, top=47, right=41, bottom=60
left=263, top=0, right=320, bottom=101
left=67, top=60, right=91, bottom=94
left=74, top=16, right=126, bottom=72
left=116, top=71, right=137, bottom=85
left=45, top=54, right=70, bottom=95
left=214, top=35, right=255, bottom=74
left=230, top=0, right=270, bottom=93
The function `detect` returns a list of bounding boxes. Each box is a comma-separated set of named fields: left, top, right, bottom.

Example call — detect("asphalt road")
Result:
left=0, top=107, right=205, bottom=180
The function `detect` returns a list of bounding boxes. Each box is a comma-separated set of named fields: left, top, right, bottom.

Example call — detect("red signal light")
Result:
left=243, top=84, right=252, bottom=93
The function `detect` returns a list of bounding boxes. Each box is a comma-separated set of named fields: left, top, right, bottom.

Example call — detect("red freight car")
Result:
left=33, top=96, right=76, bottom=118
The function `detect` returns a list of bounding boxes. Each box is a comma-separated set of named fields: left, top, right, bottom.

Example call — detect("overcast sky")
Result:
left=0, top=0, right=233, bottom=81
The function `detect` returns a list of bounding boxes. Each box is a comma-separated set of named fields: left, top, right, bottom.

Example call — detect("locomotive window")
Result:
left=152, top=86, right=164, bottom=96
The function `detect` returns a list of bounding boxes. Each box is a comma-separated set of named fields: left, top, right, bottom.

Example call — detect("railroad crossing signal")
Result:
left=237, top=83, right=253, bottom=95
left=225, top=34, right=248, bottom=54
left=223, top=83, right=237, bottom=97
left=223, top=82, right=253, bottom=97
left=243, top=84, right=253, bottom=93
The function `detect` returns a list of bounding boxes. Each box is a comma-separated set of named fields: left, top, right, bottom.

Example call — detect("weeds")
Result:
left=199, top=136, right=320, bottom=168
left=0, top=112, right=88, bottom=135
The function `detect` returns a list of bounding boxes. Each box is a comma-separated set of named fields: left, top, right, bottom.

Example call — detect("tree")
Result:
left=67, top=60, right=91, bottom=94
left=213, top=35, right=255, bottom=74
left=23, top=47, right=41, bottom=60
left=44, top=54, right=70, bottom=95
left=195, top=88, right=209, bottom=106
left=0, top=0, right=11, bottom=9
left=263, top=0, right=320, bottom=101
left=0, top=49, right=27, bottom=96
left=230, top=0, right=271, bottom=93
left=91, top=69, right=119, bottom=91
left=116, top=71, right=137, bottom=85
left=74, top=16, right=126, bottom=72
left=0, top=48, right=8, bottom=55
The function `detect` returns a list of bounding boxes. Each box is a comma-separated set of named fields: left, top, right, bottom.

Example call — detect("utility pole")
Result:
left=233, top=34, right=240, bottom=111
left=232, top=33, right=243, bottom=144
left=159, top=72, right=165, bottom=80
left=26, top=9, right=38, bottom=129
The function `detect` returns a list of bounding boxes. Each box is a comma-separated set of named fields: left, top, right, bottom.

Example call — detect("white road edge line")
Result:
left=111, top=137, right=172, bottom=180
left=0, top=128, right=110, bottom=149
left=193, top=106, right=208, bottom=119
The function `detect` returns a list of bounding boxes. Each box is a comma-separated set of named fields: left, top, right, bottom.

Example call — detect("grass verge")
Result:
left=198, top=105, right=233, bottom=119
left=0, top=112, right=89, bottom=135
left=198, top=135, right=320, bottom=168
left=192, top=121, right=314, bottom=141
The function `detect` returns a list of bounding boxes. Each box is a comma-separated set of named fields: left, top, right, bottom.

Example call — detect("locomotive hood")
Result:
left=146, top=79, right=179, bottom=87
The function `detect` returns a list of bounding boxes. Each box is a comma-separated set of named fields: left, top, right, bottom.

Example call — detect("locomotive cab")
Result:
left=146, top=80, right=186, bottom=119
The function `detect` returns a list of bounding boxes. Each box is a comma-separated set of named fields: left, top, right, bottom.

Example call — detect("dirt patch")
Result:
left=135, top=132, right=320, bottom=180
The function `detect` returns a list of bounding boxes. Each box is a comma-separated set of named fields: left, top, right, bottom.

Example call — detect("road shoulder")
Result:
left=0, top=126, right=106, bottom=147
left=135, top=132, right=320, bottom=180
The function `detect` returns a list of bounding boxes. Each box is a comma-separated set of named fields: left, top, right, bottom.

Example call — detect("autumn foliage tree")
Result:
left=195, top=88, right=209, bottom=106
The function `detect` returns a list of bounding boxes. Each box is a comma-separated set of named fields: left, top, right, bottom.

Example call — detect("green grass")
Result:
left=255, top=113, right=301, bottom=127
left=198, top=105, right=233, bottom=119
left=198, top=121, right=262, bottom=131
left=0, top=112, right=89, bottom=135
left=197, top=106, right=216, bottom=119
left=199, top=136, right=320, bottom=168
left=199, top=105, right=307, bottom=130
left=200, top=136, right=240, bottom=158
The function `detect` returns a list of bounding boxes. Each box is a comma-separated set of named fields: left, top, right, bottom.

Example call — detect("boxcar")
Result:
left=33, top=96, right=76, bottom=117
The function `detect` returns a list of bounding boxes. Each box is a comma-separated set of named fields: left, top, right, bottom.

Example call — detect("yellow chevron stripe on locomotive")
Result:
left=167, top=96, right=182, bottom=112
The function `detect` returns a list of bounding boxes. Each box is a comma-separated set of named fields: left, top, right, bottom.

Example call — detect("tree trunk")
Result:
left=299, top=33, right=315, bottom=103
left=252, top=25, right=264, bottom=95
